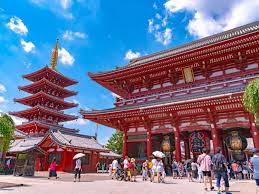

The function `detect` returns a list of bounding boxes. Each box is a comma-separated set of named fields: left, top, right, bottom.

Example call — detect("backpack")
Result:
left=213, top=155, right=225, bottom=172
left=186, top=162, right=191, bottom=171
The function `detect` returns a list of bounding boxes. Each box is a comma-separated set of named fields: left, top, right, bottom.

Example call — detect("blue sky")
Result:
left=0, top=0, right=258, bottom=144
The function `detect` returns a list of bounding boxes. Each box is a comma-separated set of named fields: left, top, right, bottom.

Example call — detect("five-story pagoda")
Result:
left=10, top=40, right=78, bottom=136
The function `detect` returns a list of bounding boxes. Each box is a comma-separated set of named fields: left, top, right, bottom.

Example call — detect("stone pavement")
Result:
left=0, top=173, right=257, bottom=194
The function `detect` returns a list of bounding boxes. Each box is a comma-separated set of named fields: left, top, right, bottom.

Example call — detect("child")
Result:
left=48, top=158, right=58, bottom=179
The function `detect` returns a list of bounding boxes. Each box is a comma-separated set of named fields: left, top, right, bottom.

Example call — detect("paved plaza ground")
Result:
left=0, top=172, right=257, bottom=194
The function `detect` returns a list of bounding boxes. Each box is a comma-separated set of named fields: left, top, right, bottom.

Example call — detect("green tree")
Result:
left=0, top=113, right=15, bottom=162
left=243, top=78, right=259, bottom=125
left=106, top=130, right=123, bottom=154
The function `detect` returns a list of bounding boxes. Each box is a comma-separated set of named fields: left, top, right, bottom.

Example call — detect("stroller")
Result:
left=115, top=168, right=125, bottom=181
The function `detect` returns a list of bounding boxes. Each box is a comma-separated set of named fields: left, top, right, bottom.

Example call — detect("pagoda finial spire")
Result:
left=50, top=39, right=59, bottom=71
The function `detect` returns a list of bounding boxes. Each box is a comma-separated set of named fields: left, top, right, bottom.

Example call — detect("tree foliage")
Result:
left=0, top=113, right=15, bottom=154
left=243, top=78, right=259, bottom=114
left=106, top=130, right=123, bottom=154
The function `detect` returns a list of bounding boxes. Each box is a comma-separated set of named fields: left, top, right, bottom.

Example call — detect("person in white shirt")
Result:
left=156, top=159, right=165, bottom=183
left=151, top=157, right=158, bottom=182
left=74, top=158, right=82, bottom=182
left=123, top=156, right=129, bottom=181
left=111, top=159, right=118, bottom=179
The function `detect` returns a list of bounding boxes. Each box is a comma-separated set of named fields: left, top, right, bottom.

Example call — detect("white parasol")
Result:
left=73, top=153, right=85, bottom=160
left=152, top=151, right=165, bottom=158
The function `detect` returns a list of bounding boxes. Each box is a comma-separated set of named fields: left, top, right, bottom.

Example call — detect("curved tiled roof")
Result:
left=9, top=137, right=44, bottom=153
left=89, top=21, right=259, bottom=76
left=127, top=21, right=259, bottom=67
left=49, top=130, right=108, bottom=152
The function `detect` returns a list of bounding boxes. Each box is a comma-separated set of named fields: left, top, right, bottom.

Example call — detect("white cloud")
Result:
left=0, top=96, right=6, bottom=104
left=164, top=0, right=259, bottom=38
left=20, top=39, right=35, bottom=53
left=62, top=30, right=86, bottom=40
left=154, top=28, right=172, bottom=46
left=11, top=116, right=25, bottom=125
left=58, top=47, right=75, bottom=66
left=148, top=6, right=172, bottom=45
left=67, top=118, right=89, bottom=126
left=124, top=49, right=141, bottom=61
left=6, top=16, right=28, bottom=35
left=0, top=84, right=6, bottom=93
left=60, top=0, right=72, bottom=9
left=29, top=0, right=74, bottom=19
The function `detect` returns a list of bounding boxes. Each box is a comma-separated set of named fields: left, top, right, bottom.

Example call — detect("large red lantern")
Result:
left=189, top=131, right=210, bottom=154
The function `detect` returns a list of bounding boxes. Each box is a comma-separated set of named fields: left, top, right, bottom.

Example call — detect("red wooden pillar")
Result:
left=250, top=116, right=259, bottom=149
left=184, top=140, right=190, bottom=159
left=174, top=125, right=181, bottom=162
left=211, top=124, right=221, bottom=154
left=208, top=108, right=220, bottom=154
left=122, top=129, right=128, bottom=159
left=147, top=126, right=152, bottom=159
left=91, top=151, right=98, bottom=172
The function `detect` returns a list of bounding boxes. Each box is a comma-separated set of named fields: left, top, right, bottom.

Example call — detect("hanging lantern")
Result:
left=189, top=131, right=210, bottom=154
left=161, top=135, right=171, bottom=153
left=226, top=131, right=247, bottom=151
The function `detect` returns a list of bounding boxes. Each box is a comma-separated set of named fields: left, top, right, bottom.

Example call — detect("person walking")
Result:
left=111, top=159, right=118, bottom=179
left=232, top=161, right=238, bottom=180
left=74, top=158, right=82, bottom=182
left=197, top=148, right=214, bottom=191
left=95, top=161, right=100, bottom=173
left=142, top=160, right=148, bottom=181
left=48, top=157, right=58, bottom=179
left=178, top=162, right=184, bottom=179
left=172, top=160, right=178, bottom=179
left=212, top=147, right=231, bottom=194
left=123, top=156, right=129, bottom=181
left=191, top=160, right=198, bottom=181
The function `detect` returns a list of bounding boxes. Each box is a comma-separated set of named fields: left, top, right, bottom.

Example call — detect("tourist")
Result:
left=130, top=158, right=137, bottom=182
left=147, top=157, right=153, bottom=179
left=151, top=157, right=158, bottom=182
left=108, top=163, right=112, bottom=176
left=95, top=161, right=100, bottom=173
left=142, top=160, right=148, bottom=181
left=251, top=148, right=259, bottom=187
left=74, top=157, right=82, bottom=182
left=242, top=162, right=249, bottom=180
left=123, top=156, right=129, bottom=181
left=248, top=160, right=254, bottom=179
left=172, top=160, right=178, bottom=179
left=191, top=160, right=198, bottom=181
left=212, top=147, right=231, bottom=194
left=111, top=159, right=118, bottom=179
left=197, top=148, right=214, bottom=191
left=197, top=163, right=203, bottom=183
left=185, top=160, right=193, bottom=182
left=178, top=162, right=184, bottom=179
left=48, top=157, right=58, bottom=179
left=156, top=158, right=165, bottom=183
left=231, top=161, right=238, bottom=180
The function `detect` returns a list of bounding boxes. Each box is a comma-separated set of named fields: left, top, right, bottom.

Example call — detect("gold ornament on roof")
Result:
left=50, top=39, right=59, bottom=71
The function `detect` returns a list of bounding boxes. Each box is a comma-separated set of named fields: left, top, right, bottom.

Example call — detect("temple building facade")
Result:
left=8, top=40, right=119, bottom=175
left=81, top=21, right=259, bottom=166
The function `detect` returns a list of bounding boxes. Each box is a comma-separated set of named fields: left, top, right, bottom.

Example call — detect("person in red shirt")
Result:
left=48, top=158, right=58, bottom=179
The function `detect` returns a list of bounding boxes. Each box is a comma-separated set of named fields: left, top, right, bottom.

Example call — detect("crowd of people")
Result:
left=106, top=147, right=259, bottom=194
left=45, top=147, right=259, bottom=194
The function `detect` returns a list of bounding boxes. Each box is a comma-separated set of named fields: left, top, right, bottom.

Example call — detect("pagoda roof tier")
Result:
left=19, top=78, right=78, bottom=98
left=10, top=105, right=78, bottom=122
left=16, top=120, right=79, bottom=134
left=81, top=85, right=245, bottom=128
left=14, top=91, right=78, bottom=110
left=23, top=66, right=78, bottom=87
